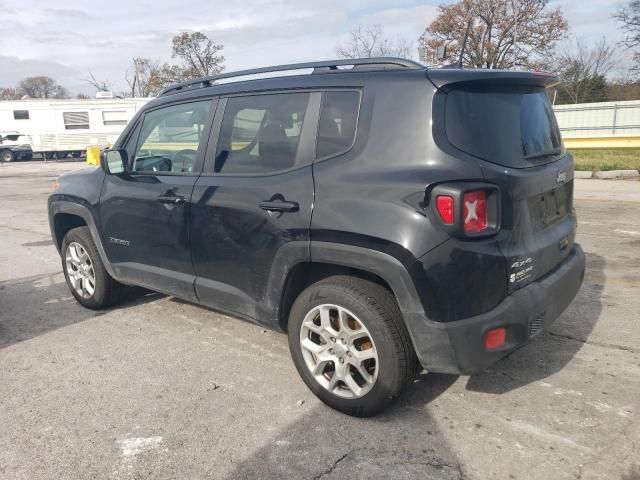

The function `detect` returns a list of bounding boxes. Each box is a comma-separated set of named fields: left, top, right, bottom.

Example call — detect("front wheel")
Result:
left=61, top=226, right=125, bottom=309
left=288, top=276, right=420, bottom=417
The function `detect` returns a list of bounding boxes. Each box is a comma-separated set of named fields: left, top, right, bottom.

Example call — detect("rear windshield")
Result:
left=445, top=86, right=563, bottom=168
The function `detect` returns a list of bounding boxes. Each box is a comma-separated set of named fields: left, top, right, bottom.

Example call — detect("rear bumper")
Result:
left=409, top=244, right=585, bottom=374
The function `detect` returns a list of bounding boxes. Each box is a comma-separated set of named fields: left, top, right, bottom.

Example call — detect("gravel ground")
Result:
left=1, top=161, right=639, bottom=480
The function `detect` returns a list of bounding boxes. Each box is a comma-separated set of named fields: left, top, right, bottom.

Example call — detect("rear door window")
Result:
left=316, top=90, right=360, bottom=159
left=214, top=93, right=311, bottom=174
left=444, top=86, right=563, bottom=168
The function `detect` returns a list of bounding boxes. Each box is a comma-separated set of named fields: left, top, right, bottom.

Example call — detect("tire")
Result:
left=288, top=275, right=420, bottom=417
left=1, top=149, right=15, bottom=162
left=61, top=226, right=125, bottom=309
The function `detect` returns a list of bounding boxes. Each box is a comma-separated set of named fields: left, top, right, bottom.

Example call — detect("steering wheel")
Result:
left=172, top=149, right=197, bottom=173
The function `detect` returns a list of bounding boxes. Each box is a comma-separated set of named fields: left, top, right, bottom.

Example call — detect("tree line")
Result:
left=2, top=0, right=640, bottom=105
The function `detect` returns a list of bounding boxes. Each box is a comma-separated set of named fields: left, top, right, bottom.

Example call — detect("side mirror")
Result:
left=100, top=149, right=128, bottom=175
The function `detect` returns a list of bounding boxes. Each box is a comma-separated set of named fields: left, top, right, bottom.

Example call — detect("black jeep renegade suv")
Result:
left=48, top=58, right=585, bottom=416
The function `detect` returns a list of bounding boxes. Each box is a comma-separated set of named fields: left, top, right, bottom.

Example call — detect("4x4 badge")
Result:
left=556, top=170, right=567, bottom=184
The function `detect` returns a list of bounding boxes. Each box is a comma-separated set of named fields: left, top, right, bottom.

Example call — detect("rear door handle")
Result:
left=259, top=200, right=299, bottom=212
left=158, top=195, right=185, bottom=205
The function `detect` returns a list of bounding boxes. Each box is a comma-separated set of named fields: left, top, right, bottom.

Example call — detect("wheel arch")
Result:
left=52, top=212, right=87, bottom=250
left=277, top=242, right=426, bottom=332
left=48, top=200, right=119, bottom=280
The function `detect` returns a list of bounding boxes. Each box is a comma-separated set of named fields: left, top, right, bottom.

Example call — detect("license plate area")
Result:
left=530, top=181, right=572, bottom=231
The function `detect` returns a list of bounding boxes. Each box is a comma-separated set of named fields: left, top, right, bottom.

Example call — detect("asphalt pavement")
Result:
left=0, top=161, right=638, bottom=480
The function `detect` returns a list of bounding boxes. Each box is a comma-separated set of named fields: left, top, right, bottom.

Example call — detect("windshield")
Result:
left=444, top=85, right=563, bottom=168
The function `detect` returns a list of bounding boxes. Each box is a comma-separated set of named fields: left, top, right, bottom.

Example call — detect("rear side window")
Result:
left=316, top=91, right=360, bottom=159
left=445, top=86, right=562, bottom=168
left=214, top=93, right=311, bottom=174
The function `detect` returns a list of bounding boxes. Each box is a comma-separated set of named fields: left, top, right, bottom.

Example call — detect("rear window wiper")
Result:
left=524, top=147, right=562, bottom=160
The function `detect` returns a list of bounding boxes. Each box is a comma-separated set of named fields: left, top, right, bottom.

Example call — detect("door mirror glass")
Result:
left=101, top=149, right=127, bottom=174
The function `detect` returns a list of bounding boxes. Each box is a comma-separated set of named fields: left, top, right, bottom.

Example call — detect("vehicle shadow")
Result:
left=0, top=273, right=162, bottom=350
left=465, top=252, right=605, bottom=394
left=224, top=374, right=464, bottom=480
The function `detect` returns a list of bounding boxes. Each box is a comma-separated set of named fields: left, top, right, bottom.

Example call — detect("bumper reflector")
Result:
left=484, top=327, right=506, bottom=349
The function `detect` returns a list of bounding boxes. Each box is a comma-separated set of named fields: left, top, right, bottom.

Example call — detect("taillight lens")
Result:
left=462, top=191, right=487, bottom=233
left=436, top=195, right=454, bottom=225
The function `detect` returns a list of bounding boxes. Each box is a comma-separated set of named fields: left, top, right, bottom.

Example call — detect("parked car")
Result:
left=0, top=132, right=33, bottom=162
left=48, top=58, right=585, bottom=416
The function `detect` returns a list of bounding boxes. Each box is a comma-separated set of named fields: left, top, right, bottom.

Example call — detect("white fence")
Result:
left=553, top=100, right=640, bottom=138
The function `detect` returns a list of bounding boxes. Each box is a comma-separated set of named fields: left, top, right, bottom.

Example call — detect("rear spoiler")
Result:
left=426, top=68, right=560, bottom=90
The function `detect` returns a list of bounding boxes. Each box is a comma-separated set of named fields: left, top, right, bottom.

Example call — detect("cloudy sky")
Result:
left=0, top=0, right=629, bottom=95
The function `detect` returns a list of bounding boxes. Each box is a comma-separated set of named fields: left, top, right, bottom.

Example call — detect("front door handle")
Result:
left=259, top=200, right=299, bottom=212
left=158, top=195, right=185, bottom=205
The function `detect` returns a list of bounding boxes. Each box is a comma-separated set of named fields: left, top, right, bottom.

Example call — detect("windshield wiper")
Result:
left=524, top=147, right=562, bottom=160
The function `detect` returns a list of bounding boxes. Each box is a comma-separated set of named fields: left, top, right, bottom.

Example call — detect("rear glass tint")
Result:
left=317, top=91, right=360, bottom=159
left=445, top=86, right=562, bottom=168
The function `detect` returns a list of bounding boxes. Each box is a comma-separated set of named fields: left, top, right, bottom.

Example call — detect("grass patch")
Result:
left=570, top=148, right=640, bottom=172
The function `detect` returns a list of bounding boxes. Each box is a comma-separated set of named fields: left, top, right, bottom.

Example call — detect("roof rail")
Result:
left=158, top=57, right=425, bottom=97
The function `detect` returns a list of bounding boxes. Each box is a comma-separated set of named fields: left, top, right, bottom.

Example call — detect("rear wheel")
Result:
left=288, top=276, right=419, bottom=417
left=1, top=150, right=15, bottom=162
left=61, top=226, right=125, bottom=309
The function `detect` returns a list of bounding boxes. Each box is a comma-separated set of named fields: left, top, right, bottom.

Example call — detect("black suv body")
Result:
left=49, top=58, right=585, bottom=416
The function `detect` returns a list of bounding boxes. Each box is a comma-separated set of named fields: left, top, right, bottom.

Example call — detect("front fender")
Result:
left=48, top=200, right=120, bottom=281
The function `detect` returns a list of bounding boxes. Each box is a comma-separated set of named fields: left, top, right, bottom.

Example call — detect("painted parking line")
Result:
left=614, top=229, right=640, bottom=237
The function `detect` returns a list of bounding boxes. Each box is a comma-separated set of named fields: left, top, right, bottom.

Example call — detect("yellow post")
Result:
left=86, top=146, right=101, bottom=166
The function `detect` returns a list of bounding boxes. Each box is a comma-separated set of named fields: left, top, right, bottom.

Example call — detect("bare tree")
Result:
left=126, top=57, right=151, bottom=97
left=419, top=0, right=567, bottom=69
left=125, top=32, right=225, bottom=97
left=337, top=25, right=412, bottom=59
left=171, top=31, right=225, bottom=78
left=551, top=38, right=618, bottom=104
left=18, top=76, right=69, bottom=99
left=614, top=0, right=640, bottom=48
left=606, top=74, right=640, bottom=101
left=0, top=87, right=21, bottom=100
left=613, top=1, right=640, bottom=72
left=125, top=57, right=170, bottom=97
left=82, top=70, right=111, bottom=92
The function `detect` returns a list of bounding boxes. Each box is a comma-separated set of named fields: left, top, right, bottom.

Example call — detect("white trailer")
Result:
left=0, top=97, right=149, bottom=158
